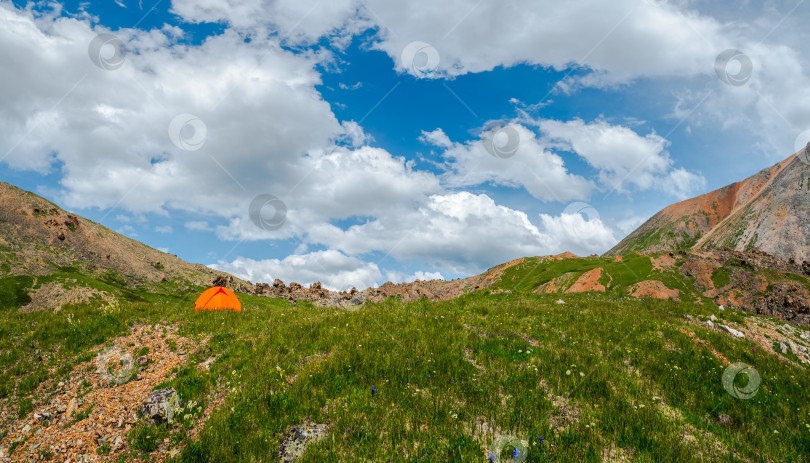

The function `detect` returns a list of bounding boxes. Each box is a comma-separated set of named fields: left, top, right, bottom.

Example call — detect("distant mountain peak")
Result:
left=607, top=152, right=809, bottom=264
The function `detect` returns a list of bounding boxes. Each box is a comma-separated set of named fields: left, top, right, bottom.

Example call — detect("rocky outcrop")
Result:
left=751, top=282, right=810, bottom=326
left=246, top=277, right=485, bottom=307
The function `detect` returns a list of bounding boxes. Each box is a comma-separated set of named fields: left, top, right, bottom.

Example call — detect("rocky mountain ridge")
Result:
left=607, top=151, right=810, bottom=265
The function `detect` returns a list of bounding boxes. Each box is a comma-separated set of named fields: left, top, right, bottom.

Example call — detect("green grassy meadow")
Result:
left=1, top=269, right=810, bottom=462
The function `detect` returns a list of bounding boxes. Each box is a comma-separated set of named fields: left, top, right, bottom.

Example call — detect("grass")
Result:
left=711, top=267, right=732, bottom=289
left=2, top=266, right=810, bottom=462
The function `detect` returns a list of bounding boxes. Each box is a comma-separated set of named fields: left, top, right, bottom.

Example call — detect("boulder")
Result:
left=718, top=324, right=745, bottom=338
left=140, top=387, right=183, bottom=424
left=212, top=275, right=234, bottom=287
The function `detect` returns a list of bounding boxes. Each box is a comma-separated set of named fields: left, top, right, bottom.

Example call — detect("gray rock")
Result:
left=707, top=320, right=714, bottom=328
left=781, top=339, right=805, bottom=356
left=140, top=387, right=183, bottom=424
left=710, top=315, right=718, bottom=321
left=136, top=356, right=148, bottom=365
left=21, top=424, right=31, bottom=434
left=278, top=423, right=329, bottom=463
left=718, top=324, right=745, bottom=338
left=779, top=340, right=789, bottom=354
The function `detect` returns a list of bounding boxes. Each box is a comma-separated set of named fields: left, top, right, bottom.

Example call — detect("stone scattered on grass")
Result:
left=718, top=324, right=745, bottom=339
left=279, top=422, right=330, bottom=462
left=140, top=387, right=183, bottom=424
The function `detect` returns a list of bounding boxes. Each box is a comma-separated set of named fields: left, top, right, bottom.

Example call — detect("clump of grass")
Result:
left=17, top=397, right=34, bottom=418
left=73, top=403, right=94, bottom=423
left=129, top=423, right=169, bottom=453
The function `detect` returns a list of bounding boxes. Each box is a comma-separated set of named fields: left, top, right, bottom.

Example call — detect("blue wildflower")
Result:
left=538, top=436, right=545, bottom=443
left=513, top=448, right=520, bottom=459
left=371, top=385, right=376, bottom=397
left=487, top=452, right=495, bottom=462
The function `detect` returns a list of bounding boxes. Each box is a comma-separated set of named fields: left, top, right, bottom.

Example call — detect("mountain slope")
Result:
left=607, top=152, right=809, bottom=264
left=0, top=182, right=240, bottom=309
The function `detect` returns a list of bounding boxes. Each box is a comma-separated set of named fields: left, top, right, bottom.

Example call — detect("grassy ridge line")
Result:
left=3, top=279, right=810, bottom=462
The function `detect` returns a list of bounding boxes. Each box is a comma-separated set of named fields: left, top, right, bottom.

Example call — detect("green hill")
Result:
left=2, top=262, right=810, bottom=461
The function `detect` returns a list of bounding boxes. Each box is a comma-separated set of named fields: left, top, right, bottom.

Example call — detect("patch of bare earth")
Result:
left=0, top=324, right=220, bottom=462
left=602, top=443, right=634, bottom=462
left=21, top=281, right=113, bottom=313
left=514, top=332, right=540, bottom=348
left=628, top=280, right=681, bottom=301
left=462, top=348, right=485, bottom=373
left=650, top=253, right=676, bottom=272
left=482, top=257, right=525, bottom=284
left=538, top=380, right=579, bottom=432
left=678, top=327, right=731, bottom=366
left=565, top=268, right=606, bottom=293
left=535, top=273, right=579, bottom=294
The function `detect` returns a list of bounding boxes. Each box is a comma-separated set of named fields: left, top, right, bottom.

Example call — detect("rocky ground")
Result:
left=685, top=309, right=810, bottom=367
left=0, top=325, right=224, bottom=463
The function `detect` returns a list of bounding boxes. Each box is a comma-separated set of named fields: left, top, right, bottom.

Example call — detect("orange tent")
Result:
left=194, top=286, right=242, bottom=312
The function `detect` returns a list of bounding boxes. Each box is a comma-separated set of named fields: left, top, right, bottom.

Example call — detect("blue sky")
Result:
left=2, top=0, right=809, bottom=289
